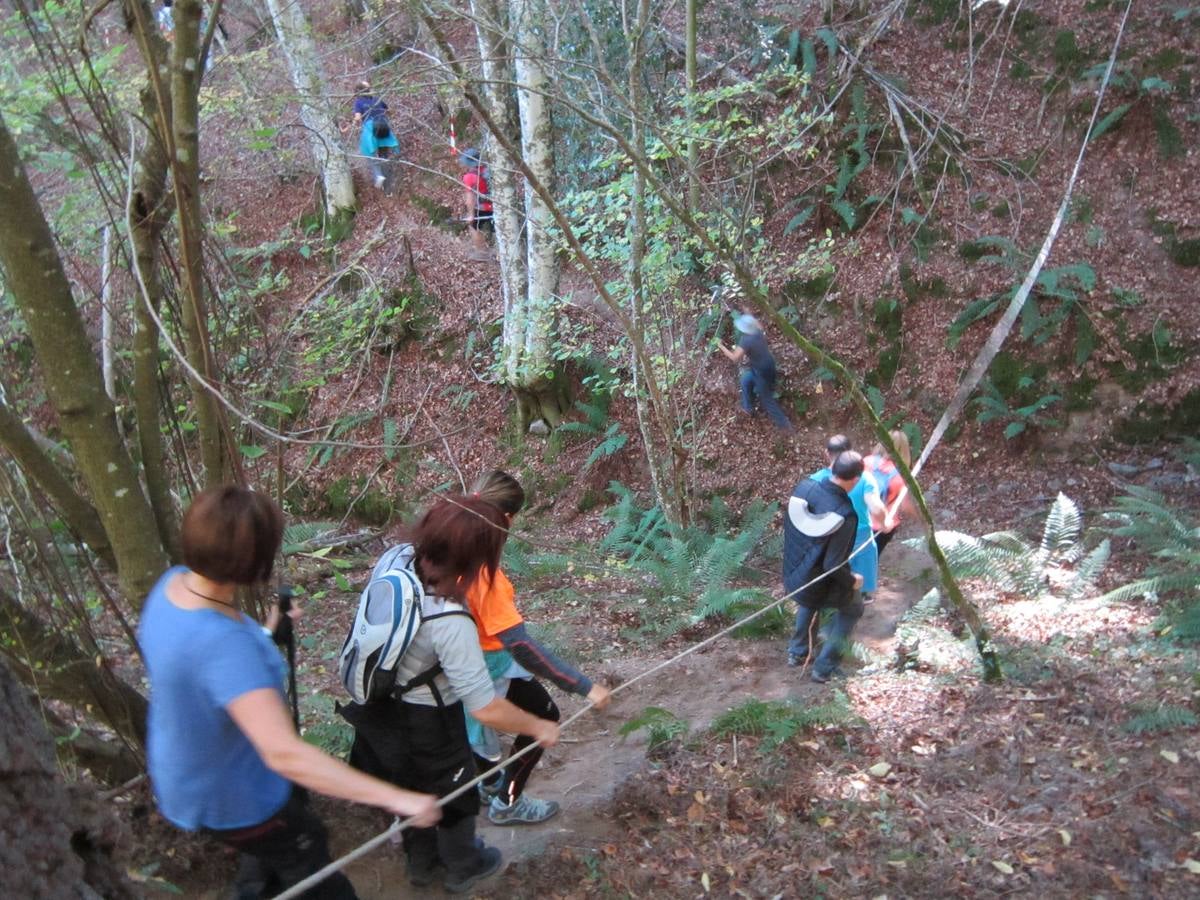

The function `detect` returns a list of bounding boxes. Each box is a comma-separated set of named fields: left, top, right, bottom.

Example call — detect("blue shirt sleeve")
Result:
left=197, top=626, right=284, bottom=709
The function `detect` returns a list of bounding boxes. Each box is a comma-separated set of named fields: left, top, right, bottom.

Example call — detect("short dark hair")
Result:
left=412, top=495, right=507, bottom=585
left=832, top=450, right=864, bottom=481
left=181, top=485, right=283, bottom=585
left=826, top=434, right=851, bottom=454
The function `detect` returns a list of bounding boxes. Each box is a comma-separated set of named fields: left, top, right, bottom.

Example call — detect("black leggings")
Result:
left=475, top=677, right=559, bottom=804
left=208, top=790, right=357, bottom=899
left=875, top=527, right=899, bottom=559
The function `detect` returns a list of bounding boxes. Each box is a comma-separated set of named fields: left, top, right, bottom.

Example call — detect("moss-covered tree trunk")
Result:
left=126, top=8, right=182, bottom=558
left=169, top=0, right=228, bottom=484
left=0, top=585, right=147, bottom=765
left=0, top=654, right=136, bottom=897
left=0, top=111, right=167, bottom=603
left=0, top=397, right=117, bottom=570
left=626, top=0, right=688, bottom=529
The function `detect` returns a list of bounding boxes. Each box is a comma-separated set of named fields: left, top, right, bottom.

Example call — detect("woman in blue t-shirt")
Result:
left=139, top=485, right=439, bottom=899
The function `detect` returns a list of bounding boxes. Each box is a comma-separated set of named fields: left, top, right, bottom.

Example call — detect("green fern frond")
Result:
left=711, top=694, right=853, bottom=750
left=1123, top=703, right=1198, bottom=735
left=1041, top=493, right=1082, bottom=561
left=281, top=521, right=341, bottom=553
left=618, top=706, right=688, bottom=750
left=1173, top=601, right=1200, bottom=642
left=1068, top=539, right=1111, bottom=599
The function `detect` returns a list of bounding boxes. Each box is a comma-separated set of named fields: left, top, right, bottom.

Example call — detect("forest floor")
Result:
left=124, top=536, right=1200, bottom=899
left=72, top=0, right=1200, bottom=896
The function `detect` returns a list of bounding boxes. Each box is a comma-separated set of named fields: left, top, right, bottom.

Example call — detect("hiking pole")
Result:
left=275, top=584, right=301, bottom=730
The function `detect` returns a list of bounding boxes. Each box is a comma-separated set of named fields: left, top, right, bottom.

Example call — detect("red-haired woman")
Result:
left=338, top=496, right=559, bottom=895
left=138, top=485, right=440, bottom=899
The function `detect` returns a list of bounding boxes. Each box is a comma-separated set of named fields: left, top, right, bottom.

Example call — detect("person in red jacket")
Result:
left=458, top=147, right=494, bottom=260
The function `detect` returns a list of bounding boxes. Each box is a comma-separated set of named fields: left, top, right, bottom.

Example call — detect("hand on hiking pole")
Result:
left=586, top=683, right=612, bottom=711
left=386, top=790, right=441, bottom=828
left=266, top=587, right=302, bottom=639
left=531, top=720, right=560, bottom=748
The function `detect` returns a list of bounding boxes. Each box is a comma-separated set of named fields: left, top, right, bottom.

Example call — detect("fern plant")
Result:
left=1122, top=703, right=1198, bottom=735
left=599, top=485, right=777, bottom=635
left=711, top=694, right=853, bottom=750
left=913, top=493, right=1109, bottom=600
left=618, top=706, right=688, bottom=752
left=1100, top=487, right=1199, bottom=640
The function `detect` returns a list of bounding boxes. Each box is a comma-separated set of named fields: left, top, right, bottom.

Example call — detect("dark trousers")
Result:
left=208, top=790, right=356, bottom=900
left=473, top=677, right=560, bottom=805
left=341, top=698, right=484, bottom=879
left=788, top=592, right=865, bottom=678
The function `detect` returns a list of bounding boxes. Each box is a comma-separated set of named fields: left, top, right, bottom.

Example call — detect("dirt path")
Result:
left=337, top=543, right=931, bottom=897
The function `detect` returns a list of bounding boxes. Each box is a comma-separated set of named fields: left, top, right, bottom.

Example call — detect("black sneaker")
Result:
left=408, top=857, right=442, bottom=888
left=444, top=846, right=503, bottom=894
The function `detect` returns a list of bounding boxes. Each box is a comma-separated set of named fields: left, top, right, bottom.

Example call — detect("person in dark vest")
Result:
left=717, top=312, right=792, bottom=429
left=782, top=450, right=865, bottom=682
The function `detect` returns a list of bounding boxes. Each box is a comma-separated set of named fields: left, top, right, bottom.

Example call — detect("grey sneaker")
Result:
left=787, top=653, right=807, bottom=668
left=488, top=793, right=560, bottom=825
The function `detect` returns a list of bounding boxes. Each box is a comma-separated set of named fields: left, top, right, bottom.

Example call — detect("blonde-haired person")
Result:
left=865, top=430, right=916, bottom=559
left=464, top=470, right=612, bottom=825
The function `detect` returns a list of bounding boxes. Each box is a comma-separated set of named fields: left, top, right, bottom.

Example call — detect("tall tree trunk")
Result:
left=264, top=0, right=357, bottom=216
left=471, top=0, right=528, bottom=350
left=170, top=0, right=229, bottom=484
left=0, top=654, right=136, bottom=897
left=0, top=398, right=117, bottom=571
left=0, top=111, right=167, bottom=602
left=128, top=63, right=182, bottom=559
left=626, top=0, right=686, bottom=529
left=685, top=0, right=700, bottom=211
left=508, top=0, right=566, bottom=427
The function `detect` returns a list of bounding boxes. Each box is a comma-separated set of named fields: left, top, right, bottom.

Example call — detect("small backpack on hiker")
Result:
left=337, top=543, right=468, bottom=705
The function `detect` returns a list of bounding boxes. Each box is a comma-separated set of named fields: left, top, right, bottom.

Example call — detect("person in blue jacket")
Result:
left=350, top=81, right=399, bottom=190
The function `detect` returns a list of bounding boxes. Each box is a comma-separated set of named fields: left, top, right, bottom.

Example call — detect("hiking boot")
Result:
left=488, top=794, right=560, bottom=826
left=444, top=846, right=503, bottom=894
left=811, top=667, right=846, bottom=685
left=787, top=653, right=807, bottom=668
left=407, top=857, right=442, bottom=888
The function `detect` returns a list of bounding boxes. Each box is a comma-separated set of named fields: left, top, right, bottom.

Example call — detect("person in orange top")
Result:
left=864, top=429, right=917, bottom=560
left=464, top=470, right=612, bottom=826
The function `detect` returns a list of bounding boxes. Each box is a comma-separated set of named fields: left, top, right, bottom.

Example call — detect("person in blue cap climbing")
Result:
left=717, top=312, right=792, bottom=429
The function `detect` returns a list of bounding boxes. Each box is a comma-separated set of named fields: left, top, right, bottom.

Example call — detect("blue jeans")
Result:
left=788, top=593, right=865, bottom=677
left=739, top=367, right=791, bottom=429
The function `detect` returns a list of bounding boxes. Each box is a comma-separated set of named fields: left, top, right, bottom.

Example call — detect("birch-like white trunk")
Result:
left=471, top=0, right=527, bottom=377
left=263, top=0, right=356, bottom=215
left=100, top=225, right=116, bottom=402
left=510, top=0, right=558, bottom=384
